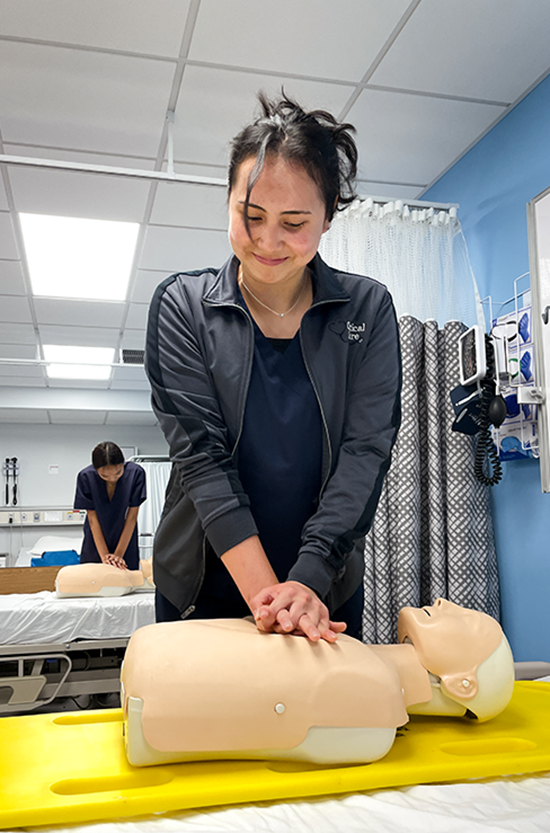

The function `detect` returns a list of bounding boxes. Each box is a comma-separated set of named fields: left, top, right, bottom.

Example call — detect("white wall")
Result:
left=0, top=422, right=168, bottom=561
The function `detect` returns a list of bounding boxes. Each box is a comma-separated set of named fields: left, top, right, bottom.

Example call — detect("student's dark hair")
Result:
left=92, top=441, right=125, bottom=470
left=228, top=91, right=358, bottom=236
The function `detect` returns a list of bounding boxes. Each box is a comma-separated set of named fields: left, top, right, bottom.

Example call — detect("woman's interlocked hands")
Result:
left=251, top=580, right=346, bottom=643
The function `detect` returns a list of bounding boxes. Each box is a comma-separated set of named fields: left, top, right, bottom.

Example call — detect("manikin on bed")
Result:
left=120, top=599, right=514, bottom=767
left=55, top=560, right=155, bottom=597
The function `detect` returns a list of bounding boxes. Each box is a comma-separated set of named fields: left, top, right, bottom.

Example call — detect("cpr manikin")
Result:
left=55, top=560, right=155, bottom=598
left=120, top=599, right=514, bottom=767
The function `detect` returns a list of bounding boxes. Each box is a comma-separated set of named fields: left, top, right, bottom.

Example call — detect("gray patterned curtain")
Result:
left=362, top=316, right=500, bottom=644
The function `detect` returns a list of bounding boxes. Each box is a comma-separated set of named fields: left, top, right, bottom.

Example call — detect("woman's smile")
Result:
left=253, top=253, right=289, bottom=266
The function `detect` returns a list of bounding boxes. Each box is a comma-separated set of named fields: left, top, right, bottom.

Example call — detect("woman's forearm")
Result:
left=220, top=535, right=279, bottom=610
left=86, top=510, right=110, bottom=561
left=114, top=506, right=140, bottom=560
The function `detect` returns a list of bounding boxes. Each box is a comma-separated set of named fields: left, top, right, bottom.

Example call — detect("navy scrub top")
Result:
left=74, top=461, right=147, bottom=569
left=201, top=317, right=323, bottom=602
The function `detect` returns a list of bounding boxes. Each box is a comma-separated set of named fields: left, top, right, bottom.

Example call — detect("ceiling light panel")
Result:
left=20, top=213, right=139, bottom=301
left=43, top=344, right=115, bottom=380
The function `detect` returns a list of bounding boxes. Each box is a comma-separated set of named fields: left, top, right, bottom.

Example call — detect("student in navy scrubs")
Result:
left=74, top=441, right=147, bottom=570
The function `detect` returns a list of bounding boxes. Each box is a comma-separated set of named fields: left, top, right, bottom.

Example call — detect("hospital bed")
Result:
left=0, top=535, right=155, bottom=715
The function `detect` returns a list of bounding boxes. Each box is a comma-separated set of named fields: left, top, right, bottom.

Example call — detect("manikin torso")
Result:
left=120, top=600, right=515, bottom=767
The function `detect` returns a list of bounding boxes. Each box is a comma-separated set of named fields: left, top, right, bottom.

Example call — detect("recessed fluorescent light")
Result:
left=20, top=213, right=139, bottom=301
left=44, top=345, right=115, bottom=380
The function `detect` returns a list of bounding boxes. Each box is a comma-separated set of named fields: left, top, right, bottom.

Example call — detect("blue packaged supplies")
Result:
left=30, top=550, right=80, bottom=567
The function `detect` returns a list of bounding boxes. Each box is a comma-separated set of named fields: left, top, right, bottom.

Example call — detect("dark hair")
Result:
left=228, top=91, right=358, bottom=236
left=92, top=441, right=124, bottom=470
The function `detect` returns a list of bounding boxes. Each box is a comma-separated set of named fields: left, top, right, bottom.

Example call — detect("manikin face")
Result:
left=398, top=598, right=503, bottom=700
left=96, top=464, right=124, bottom=483
left=228, top=155, right=330, bottom=289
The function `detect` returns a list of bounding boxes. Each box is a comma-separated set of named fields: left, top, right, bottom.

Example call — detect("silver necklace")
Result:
left=240, top=274, right=307, bottom=318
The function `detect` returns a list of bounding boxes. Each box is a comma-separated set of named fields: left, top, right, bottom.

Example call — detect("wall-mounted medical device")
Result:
left=451, top=326, right=507, bottom=486
left=527, top=185, right=550, bottom=493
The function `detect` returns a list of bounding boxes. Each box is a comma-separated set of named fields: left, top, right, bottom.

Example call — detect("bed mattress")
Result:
left=0, top=591, right=155, bottom=645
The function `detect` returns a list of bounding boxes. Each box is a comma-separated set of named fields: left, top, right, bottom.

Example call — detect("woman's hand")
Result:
left=250, top=581, right=346, bottom=643
left=103, top=553, right=128, bottom=570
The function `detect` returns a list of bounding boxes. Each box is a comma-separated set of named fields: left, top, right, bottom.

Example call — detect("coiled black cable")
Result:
left=474, top=336, right=503, bottom=486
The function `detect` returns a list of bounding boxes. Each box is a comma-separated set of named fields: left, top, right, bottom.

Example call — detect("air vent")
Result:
left=122, top=349, right=145, bottom=365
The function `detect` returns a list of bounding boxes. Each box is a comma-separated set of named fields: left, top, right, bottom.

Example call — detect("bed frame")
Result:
left=0, top=636, right=128, bottom=715
left=0, top=566, right=148, bottom=715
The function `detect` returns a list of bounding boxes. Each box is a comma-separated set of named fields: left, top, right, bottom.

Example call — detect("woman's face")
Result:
left=228, top=155, right=330, bottom=288
left=96, top=464, right=124, bottom=483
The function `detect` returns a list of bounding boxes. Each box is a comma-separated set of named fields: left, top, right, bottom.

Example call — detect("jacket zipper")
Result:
left=299, top=300, right=338, bottom=496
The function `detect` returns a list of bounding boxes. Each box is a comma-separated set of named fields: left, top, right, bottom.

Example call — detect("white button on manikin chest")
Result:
left=274, top=703, right=285, bottom=714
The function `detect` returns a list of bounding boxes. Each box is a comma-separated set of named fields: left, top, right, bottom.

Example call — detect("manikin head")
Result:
left=398, top=598, right=514, bottom=721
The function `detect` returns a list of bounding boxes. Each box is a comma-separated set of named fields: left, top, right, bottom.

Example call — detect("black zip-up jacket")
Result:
left=145, top=254, right=401, bottom=617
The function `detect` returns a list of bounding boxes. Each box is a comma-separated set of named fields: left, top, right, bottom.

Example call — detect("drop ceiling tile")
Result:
left=1, top=323, right=36, bottom=345
left=0, top=41, right=176, bottom=156
left=109, top=380, right=152, bottom=392
left=0, top=376, right=46, bottom=388
left=0, top=0, right=191, bottom=57
left=356, top=181, right=426, bottom=201
left=347, top=88, right=506, bottom=185
left=190, top=0, right=410, bottom=81
left=112, top=366, right=147, bottom=382
left=34, top=299, right=125, bottom=328
left=140, top=225, right=231, bottom=272
left=4, top=143, right=157, bottom=170
left=165, top=161, right=226, bottom=180
left=173, top=65, right=356, bottom=167
left=37, top=325, right=119, bottom=348
left=0, top=295, right=32, bottom=323
left=0, top=343, right=36, bottom=360
left=49, top=409, right=107, bottom=424
left=0, top=408, right=49, bottom=422
left=125, top=303, right=149, bottom=330
left=0, top=212, right=20, bottom=259
left=121, top=331, right=148, bottom=351
left=131, top=269, right=167, bottom=304
left=0, top=178, right=8, bottom=211
left=150, top=182, right=228, bottom=230
left=9, top=167, right=152, bottom=223
left=370, top=0, right=550, bottom=103
left=0, top=365, right=43, bottom=381
left=0, top=260, right=26, bottom=294
left=106, top=410, right=157, bottom=425
left=47, top=378, right=111, bottom=390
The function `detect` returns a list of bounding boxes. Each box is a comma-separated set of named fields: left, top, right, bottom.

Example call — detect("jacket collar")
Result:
left=203, top=253, right=350, bottom=307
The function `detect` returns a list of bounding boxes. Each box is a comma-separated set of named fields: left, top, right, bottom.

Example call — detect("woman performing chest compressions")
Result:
left=74, top=441, right=147, bottom=571
left=146, top=92, right=402, bottom=642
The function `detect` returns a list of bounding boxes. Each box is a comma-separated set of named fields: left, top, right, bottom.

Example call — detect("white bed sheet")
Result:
left=0, top=591, right=155, bottom=645
left=3, top=773, right=550, bottom=833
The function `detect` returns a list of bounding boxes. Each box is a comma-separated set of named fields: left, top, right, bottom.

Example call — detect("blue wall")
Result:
left=424, top=74, right=550, bottom=662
